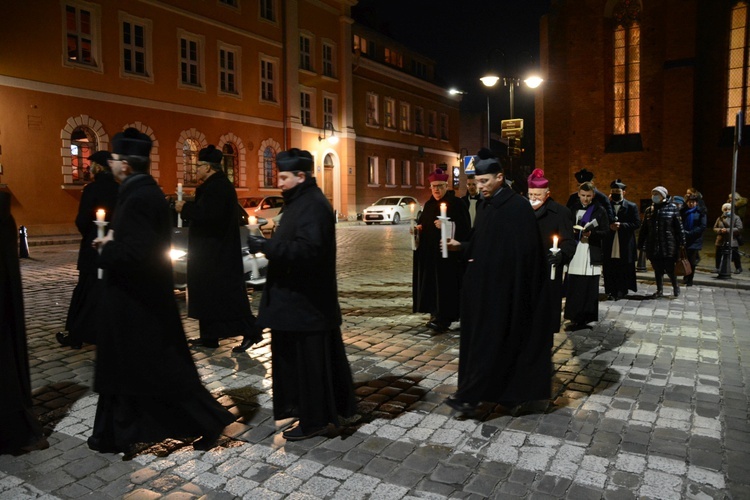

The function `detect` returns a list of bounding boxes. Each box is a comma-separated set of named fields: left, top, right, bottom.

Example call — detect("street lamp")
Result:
left=318, top=121, right=338, bottom=145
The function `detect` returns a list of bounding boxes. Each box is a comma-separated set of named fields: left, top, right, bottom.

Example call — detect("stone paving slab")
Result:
left=3, top=225, right=750, bottom=499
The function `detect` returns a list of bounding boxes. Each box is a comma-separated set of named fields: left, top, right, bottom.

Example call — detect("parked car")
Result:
left=166, top=195, right=268, bottom=289
left=239, top=195, right=284, bottom=233
left=362, top=196, right=422, bottom=225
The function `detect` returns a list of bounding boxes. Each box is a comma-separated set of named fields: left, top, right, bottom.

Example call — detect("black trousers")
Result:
left=650, top=257, right=678, bottom=293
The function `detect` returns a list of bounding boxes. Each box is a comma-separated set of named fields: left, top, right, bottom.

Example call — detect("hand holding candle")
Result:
left=94, top=209, right=108, bottom=279
left=177, top=183, right=184, bottom=227
left=550, top=235, right=560, bottom=280
left=438, top=203, right=449, bottom=258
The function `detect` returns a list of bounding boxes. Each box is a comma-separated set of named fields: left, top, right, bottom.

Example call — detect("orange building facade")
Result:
left=0, top=0, right=358, bottom=235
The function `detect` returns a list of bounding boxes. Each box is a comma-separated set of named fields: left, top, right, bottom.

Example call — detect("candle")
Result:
left=249, top=215, right=257, bottom=226
left=177, top=183, right=183, bottom=201
left=440, top=219, right=449, bottom=258
left=440, top=203, right=447, bottom=218
left=96, top=209, right=105, bottom=222
left=553, top=235, right=559, bottom=251
left=410, top=204, right=415, bottom=219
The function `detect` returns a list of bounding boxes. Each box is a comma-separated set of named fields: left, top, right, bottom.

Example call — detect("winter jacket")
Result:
left=639, top=199, right=685, bottom=259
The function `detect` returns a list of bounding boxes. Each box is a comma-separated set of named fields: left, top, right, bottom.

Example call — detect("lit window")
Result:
left=727, top=1, right=750, bottom=126
left=384, top=98, right=395, bottom=129
left=385, top=48, right=403, bottom=68
left=262, top=147, right=276, bottom=187
left=223, top=143, right=239, bottom=187
left=70, top=126, right=97, bottom=183
left=612, top=0, right=641, bottom=134
left=183, top=138, right=200, bottom=185
left=64, top=2, right=101, bottom=68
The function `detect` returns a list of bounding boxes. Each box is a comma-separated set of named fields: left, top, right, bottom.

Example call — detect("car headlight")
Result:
left=170, top=248, right=187, bottom=261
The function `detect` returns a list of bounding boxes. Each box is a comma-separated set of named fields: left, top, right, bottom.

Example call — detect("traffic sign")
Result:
left=501, top=128, right=523, bottom=139
left=501, top=118, right=523, bottom=129
left=463, top=155, right=476, bottom=175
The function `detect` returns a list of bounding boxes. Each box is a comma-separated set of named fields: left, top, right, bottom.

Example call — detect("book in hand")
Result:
left=573, top=219, right=599, bottom=232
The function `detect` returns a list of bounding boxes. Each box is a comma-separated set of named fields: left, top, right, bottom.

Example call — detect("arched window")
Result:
left=727, top=1, right=750, bottom=126
left=611, top=0, right=641, bottom=135
left=183, top=138, right=200, bottom=185
left=70, top=126, right=97, bottom=183
left=262, top=146, right=276, bottom=188
left=223, top=142, right=239, bottom=187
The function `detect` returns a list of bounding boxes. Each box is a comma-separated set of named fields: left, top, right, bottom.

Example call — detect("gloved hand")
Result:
left=247, top=235, right=267, bottom=254
left=547, top=251, right=563, bottom=266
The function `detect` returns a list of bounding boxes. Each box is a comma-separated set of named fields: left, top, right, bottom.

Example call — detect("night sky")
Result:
left=351, top=0, right=552, bottom=119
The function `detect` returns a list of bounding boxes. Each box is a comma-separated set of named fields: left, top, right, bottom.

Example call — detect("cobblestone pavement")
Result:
left=3, top=224, right=750, bottom=499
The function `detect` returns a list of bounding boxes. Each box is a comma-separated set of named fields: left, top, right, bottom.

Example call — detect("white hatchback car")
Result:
left=362, top=196, right=422, bottom=225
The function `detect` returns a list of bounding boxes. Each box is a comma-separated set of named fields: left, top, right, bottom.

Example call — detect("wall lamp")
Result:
left=318, top=121, right=339, bottom=145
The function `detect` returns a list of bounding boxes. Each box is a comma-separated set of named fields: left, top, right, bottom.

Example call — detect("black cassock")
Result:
left=457, top=188, right=551, bottom=405
left=602, top=199, right=640, bottom=297
left=91, top=174, right=233, bottom=453
left=534, top=198, right=576, bottom=335
left=413, top=191, right=471, bottom=323
left=180, top=171, right=257, bottom=341
left=0, top=193, right=46, bottom=454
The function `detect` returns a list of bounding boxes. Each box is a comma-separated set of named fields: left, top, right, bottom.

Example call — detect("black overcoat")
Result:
left=75, top=171, right=119, bottom=272
left=639, top=200, right=685, bottom=259
left=603, top=199, right=640, bottom=264
left=180, top=172, right=251, bottom=322
left=534, top=198, right=576, bottom=334
left=256, top=177, right=340, bottom=331
left=456, top=188, right=551, bottom=404
left=413, top=191, right=471, bottom=322
left=96, top=174, right=206, bottom=395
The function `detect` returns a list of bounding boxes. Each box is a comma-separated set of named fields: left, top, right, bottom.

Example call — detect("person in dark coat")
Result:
left=602, top=179, right=640, bottom=300
left=638, top=186, right=685, bottom=298
left=0, top=192, right=49, bottom=455
left=460, top=175, right=481, bottom=227
left=89, top=128, right=234, bottom=455
left=565, top=182, right=609, bottom=328
left=680, top=194, right=707, bottom=286
left=444, top=155, right=551, bottom=416
left=412, top=168, right=471, bottom=333
left=566, top=168, right=615, bottom=223
left=246, top=148, right=355, bottom=441
left=57, top=151, right=119, bottom=349
left=175, top=145, right=259, bottom=350
left=527, top=169, right=576, bottom=335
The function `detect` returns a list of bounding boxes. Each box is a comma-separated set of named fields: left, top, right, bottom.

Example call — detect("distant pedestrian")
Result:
left=412, top=168, right=471, bottom=333
left=638, top=186, right=685, bottom=298
left=460, top=175, right=481, bottom=227
left=174, top=145, right=260, bottom=351
left=57, top=150, right=118, bottom=349
left=90, top=128, right=233, bottom=455
left=526, top=168, right=576, bottom=334
left=602, top=179, right=640, bottom=300
left=1, top=192, right=49, bottom=455
left=714, top=202, right=743, bottom=274
left=680, top=194, right=707, bottom=286
left=246, top=148, right=355, bottom=441
left=564, top=182, right=609, bottom=328
left=444, top=154, right=551, bottom=417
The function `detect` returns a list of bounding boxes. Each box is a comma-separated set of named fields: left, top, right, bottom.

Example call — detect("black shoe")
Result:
left=188, top=337, right=219, bottom=348
left=56, top=332, right=82, bottom=349
left=193, top=431, right=222, bottom=450
left=445, top=396, right=479, bottom=415
left=673, top=288, right=680, bottom=297
left=651, top=290, right=663, bottom=299
left=282, top=423, right=328, bottom=441
left=735, top=268, right=742, bottom=274
left=232, top=337, right=257, bottom=353
left=427, top=320, right=450, bottom=333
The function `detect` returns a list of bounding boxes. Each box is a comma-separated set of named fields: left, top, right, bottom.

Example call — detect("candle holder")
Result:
left=438, top=216, right=451, bottom=259
left=94, top=219, right=108, bottom=279
left=549, top=247, right=560, bottom=280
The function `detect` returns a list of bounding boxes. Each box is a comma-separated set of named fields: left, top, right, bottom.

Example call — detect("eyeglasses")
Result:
left=430, top=184, right=448, bottom=189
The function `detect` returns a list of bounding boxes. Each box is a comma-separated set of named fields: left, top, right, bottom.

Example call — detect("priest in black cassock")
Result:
left=526, top=169, right=576, bottom=335
left=602, top=179, right=640, bottom=300
left=444, top=155, right=551, bottom=416
left=412, top=168, right=471, bottom=333
left=1, top=192, right=49, bottom=455
left=90, top=128, right=234, bottom=455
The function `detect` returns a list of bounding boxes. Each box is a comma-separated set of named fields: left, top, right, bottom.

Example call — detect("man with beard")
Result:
left=444, top=155, right=550, bottom=416
left=175, top=145, right=260, bottom=351
left=245, top=148, right=355, bottom=441
left=412, top=168, right=471, bottom=333
left=90, top=128, right=233, bottom=455
left=602, top=179, right=640, bottom=300
left=526, top=169, right=576, bottom=335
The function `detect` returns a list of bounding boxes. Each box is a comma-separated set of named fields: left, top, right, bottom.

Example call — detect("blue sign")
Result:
left=463, top=156, right=476, bottom=175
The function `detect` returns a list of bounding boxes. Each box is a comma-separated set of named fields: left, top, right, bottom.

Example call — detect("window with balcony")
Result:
left=64, top=2, right=101, bottom=69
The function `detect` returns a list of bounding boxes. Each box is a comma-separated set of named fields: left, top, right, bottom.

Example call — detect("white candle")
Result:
left=440, top=203, right=447, bottom=218
left=249, top=216, right=257, bottom=226
left=441, top=220, right=449, bottom=258
left=96, top=209, right=105, bottom=222
left=177, top=183, right=183, bottom=201
left=410, top=204, right=415, bottom=219
left=553, top=235, right=559, bottom=251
